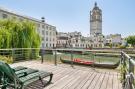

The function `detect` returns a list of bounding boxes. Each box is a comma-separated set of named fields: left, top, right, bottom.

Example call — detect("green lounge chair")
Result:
left=0, top=61, right=53, bottom=89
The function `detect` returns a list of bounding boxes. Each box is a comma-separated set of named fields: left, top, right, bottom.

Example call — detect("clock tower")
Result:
left=90, top=2, right=102, bottom=36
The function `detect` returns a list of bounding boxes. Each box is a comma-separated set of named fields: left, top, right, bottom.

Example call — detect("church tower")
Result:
left=90, top=2, right=102, bottom=36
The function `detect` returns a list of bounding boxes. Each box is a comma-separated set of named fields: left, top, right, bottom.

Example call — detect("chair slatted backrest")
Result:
left=0, top=61, right=20, bottom=85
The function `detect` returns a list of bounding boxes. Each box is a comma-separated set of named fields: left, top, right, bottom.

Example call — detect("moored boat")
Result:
left=60, top=57, right=120, bottom=69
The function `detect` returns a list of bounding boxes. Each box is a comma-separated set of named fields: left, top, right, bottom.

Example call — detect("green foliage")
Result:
left=0, top=19, right=41, bottom=48
left=0, top=18, right=41, bottom=59
left=0, top=29, right=11, bottom=48
left=119, top=64, right=127, bottom=84
left=109, top=43, right=112, bottom=48
left=126, top=35, right=135, bottom=47
left=0, top=56, right=13, bottom=64
left=119, top=45, right=126, bottom=49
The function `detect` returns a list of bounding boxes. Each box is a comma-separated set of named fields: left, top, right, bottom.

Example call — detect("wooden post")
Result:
left=71, top=50, right=73, bottom=67
left=41, top=49, right=44, bottom=64
left=12, top=48, right=15, bottom=62
left=92, top=52, right=95, bottom=69
left=54, top=50, right=57, bottom=66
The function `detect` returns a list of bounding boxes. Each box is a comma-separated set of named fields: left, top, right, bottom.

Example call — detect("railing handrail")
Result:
left=121, top=51, right=135, bottom=89
left=122, top=51, right=131, bottom=59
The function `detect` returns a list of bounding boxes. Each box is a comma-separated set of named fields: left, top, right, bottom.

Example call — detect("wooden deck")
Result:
left=11, top=61, right=122, bottom=89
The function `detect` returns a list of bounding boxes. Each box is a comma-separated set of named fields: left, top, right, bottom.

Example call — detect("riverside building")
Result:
left=0, top=7, right=57, bottom=48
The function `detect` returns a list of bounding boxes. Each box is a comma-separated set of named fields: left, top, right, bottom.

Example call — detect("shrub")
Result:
left=119, top=45, right=126, bottom=49
left=0, top=55, right=13, bottom=64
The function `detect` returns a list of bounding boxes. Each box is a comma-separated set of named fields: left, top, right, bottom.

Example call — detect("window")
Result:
left=50, top=44, right=51, bottom=47
left=53, top=32, right=56, bottom=35
left=49, top=27, right=51, bottom=30
left=46, top=37, right=48, bottom=41
left=42, top=30, right=45, bottom=35
left=3, top=14, right=8, bottom=18
left=46, top=26, right=48, bottom=29
left=50, top=32, right=51, bottom=35
left=46, top=31, right=48, bottom=35
left=53, top=38, right=55, bottom=41
left=46, top=43, right=48, bottom=47
left=42, top=43, right=44, bottom=48
left=50, top=38, right=51, bottom=41
left=42, top=25, right=45, bottom=29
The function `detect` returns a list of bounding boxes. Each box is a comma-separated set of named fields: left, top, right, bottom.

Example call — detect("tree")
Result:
left=109, top=43, right=112, bottom=48
left=0, top=29, right=11, bottom=48
left=0, top=19, right=41, bottom=59
left=126, top=35, right=135, bottom=48
left=0, top=19, right=41, bottom=48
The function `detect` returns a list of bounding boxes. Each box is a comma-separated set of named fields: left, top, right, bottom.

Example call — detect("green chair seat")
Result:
left=15, top=68, right=38, bottom=78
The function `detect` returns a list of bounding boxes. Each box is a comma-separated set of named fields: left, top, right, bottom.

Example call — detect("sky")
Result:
left=0, top=0, right=135, bottom=37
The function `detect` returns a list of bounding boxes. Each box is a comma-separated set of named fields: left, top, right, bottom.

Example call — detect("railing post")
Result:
left=12, top=48, right=15, bottom=62
left=92, top=52, right=95, bottom=69
left=41, top=49, right=44, bottom=64
left=129, top=58, right=134, bottom=89
left=71, top=50, right=73, bottom=67
left=54, top=49, right=57, bottom=66
left=129, top=58, right=134, bottom=74
left=121, top=51, right=126, bottom=88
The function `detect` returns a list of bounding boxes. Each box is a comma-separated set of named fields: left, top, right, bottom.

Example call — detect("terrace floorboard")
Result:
left=11, top=61, right=122, bottom=89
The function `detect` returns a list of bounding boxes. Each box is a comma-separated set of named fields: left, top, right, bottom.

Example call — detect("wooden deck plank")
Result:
left=99, top=72, right=110, bottom=89
left=75, top=72, right=94, bottom=89
left=50, top=68, right=74, bottom=83
left=61, top=70, right=88, bottom=89
left=45, top=69, right=77, bottom=89
left=106, top=72, right=113, bottom=89
left=10, top=61, right=122, bottom=89
left=88, top=72, right=101, bottom=89
left=81, top=72, right=97, bottom=89
left=113, top=72, right=119, bottom=89
left=48, top=70, right=81, bottom=89
left=93, top=72, right=106, bottom=89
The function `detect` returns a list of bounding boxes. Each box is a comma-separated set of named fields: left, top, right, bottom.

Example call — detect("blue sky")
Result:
left=0, top=0, right=135, bottom=37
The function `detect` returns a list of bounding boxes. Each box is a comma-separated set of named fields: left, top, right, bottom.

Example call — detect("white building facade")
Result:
left=104, top=34, right=122, bottom=47
left=57, top=31, right=91, bottom=49
left=0, top=7, right=57, bottom=48
left=57, top=32, right=69, bottom=48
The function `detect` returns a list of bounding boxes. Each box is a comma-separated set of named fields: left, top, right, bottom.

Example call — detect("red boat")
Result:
left=73, top=58, right=94, bottom=65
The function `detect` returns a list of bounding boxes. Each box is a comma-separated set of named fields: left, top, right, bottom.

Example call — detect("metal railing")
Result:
left=0, top=48, right=121, bottom=66
left=121, top=51, right=135, bottom=89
